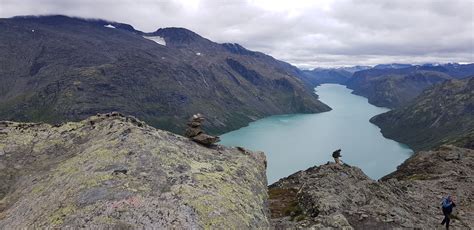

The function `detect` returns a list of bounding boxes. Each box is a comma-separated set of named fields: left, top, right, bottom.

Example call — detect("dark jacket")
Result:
left=442, top=202, right=456, bottom=214
left=332, top=150, right=341, bottom=158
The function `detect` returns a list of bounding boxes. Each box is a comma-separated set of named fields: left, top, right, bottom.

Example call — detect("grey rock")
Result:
left=0, top=113, right=269, bottom=228
left=192, top=133, right=220, bottom=145
left=269, top=145, right=474, bottom=229
left=184, top=127, right=202, bottom=138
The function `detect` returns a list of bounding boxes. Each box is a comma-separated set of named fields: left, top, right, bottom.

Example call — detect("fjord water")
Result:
left=220, top=84, right=413, bottom=183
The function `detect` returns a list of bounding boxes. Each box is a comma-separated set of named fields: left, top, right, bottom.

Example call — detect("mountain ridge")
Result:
left=345, top=64, right=474, bottom=108
left=370, top=77, right=474, bottom=151
left=0, top=15, right=330, bottom=135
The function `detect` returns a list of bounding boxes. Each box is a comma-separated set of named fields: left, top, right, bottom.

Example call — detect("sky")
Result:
left=1, top=0, right=473, bottom=68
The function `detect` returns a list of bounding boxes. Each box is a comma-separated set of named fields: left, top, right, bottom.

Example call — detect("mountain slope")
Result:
left=0, top=113, right=269, bottom=228
left=370, top=77, right=474, bottom=151
left=346, top=66, right=454, bottom=108
left=0, top=15, right=330, bottom=135
left=269, top=145, right=474, bottom=229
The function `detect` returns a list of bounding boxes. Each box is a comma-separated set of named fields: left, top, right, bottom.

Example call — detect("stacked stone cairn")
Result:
left=184, top=113, right=220, bottom=146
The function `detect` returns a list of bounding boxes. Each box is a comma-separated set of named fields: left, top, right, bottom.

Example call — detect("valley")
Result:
left=220, top=84, right=413, bottom=183
left=0, top=8, right=473, bottom=229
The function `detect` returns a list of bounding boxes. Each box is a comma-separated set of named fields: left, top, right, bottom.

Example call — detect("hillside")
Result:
left=370, top=77, right=474, bottom=151
left=0, top=113, right=269, bottom=228
left=0, top=15, right=329, bottom=135
left=346, top=64, right=474, bottom=108
left=269, top=145, right=474, bottom=229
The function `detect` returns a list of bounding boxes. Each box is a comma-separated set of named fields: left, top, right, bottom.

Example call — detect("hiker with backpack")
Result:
left=441, top=195, right=456, bottom=229
left=332, top=149, right=342, bottom=164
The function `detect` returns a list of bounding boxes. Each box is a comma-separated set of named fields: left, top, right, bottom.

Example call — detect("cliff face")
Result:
left=371, top=77, right=474, bottom=151
left=0, top=113, right=269, bottom=228
left=269, top=145, right=474, bottom=229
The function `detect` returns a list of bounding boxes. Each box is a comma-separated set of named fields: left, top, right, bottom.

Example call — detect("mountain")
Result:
left=370, top=77, right=474, bottom=151
left=269, top=145, right=474, bottom=229
left=0, top=113, right=270, bottom=228
left=373, top=63, right=412, bottom=69
left=0, top=15, right=330, bottom=135
left=301, top=68, right=353, bottom=85
left=345, top=64, right=474, bottom=108
left=338, top=65, right=372, bottom=73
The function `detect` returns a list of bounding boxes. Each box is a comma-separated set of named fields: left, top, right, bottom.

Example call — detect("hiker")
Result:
left=332, top=149, right=342, bottom=164
left=441, top=195, right=456, bottom=229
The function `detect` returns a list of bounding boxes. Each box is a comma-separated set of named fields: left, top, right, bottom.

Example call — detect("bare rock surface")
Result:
left=269, top=145, right=474, bottom=229
left=0, top=113, right=269, bottom=228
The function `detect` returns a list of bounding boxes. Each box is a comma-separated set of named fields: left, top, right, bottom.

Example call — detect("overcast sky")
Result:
left=1, top=0, right=473, bottom=68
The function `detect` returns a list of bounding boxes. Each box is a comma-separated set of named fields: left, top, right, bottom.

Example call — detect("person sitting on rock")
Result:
left=441, top=195, right=456, bottom=229
left=332, top=149, right=342, bottom=164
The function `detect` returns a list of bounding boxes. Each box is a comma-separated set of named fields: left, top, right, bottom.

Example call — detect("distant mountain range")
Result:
left=371, top=77, right=473, bottom=151
left=372, top=63, right=413, bottom=70
left=301, top=63, right=473, bottom=151
left=300, top=68, right=352, bottom=86
left=345, top=64, right=474, bottom=108
left=0, top=15, right=330, bottom=134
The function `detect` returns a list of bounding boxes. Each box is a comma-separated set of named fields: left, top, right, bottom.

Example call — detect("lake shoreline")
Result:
left=220, top=84, right=413, bottom=183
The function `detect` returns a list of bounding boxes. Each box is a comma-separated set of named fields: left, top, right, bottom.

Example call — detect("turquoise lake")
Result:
left=220, top=84, right=413, bottom=184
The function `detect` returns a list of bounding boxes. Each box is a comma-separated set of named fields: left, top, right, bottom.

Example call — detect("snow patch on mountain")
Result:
left=143, top=36, right=166, bottom=46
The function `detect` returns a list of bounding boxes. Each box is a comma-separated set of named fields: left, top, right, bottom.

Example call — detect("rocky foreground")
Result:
left=1, top=113, right=473, bottom=229
left=269, top=145, right=473, bottom=229
left=0, top=113, right=269, bottom=228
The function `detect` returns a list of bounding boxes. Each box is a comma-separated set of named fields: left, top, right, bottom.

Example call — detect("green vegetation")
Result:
left=371, top=78, right=474, bottom=151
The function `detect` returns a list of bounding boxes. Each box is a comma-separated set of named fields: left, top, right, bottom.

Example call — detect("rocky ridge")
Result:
left=0, top=113, right=269, bottom=228
left=269, top=145, right=473, bottom=229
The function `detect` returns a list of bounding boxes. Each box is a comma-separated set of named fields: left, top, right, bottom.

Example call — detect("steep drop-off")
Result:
left=269, top=145, right=474, bottom=229
left=371, top=77, right=474, bottom=151
left=0, top=15, right=329, bottom=135
left=0, top=113, right=269, bottom=228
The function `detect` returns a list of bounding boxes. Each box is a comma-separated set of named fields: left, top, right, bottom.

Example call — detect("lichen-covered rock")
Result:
left=0, top=113, right=269, bottom=228
left=269, top=145, right=474, bottom=229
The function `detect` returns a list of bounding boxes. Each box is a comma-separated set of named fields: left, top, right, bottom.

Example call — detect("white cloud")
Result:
left=1, top=0, right=473, bottom=68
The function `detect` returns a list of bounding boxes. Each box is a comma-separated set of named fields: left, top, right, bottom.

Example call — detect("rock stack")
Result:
left=184, top=114, right=220, bottom=146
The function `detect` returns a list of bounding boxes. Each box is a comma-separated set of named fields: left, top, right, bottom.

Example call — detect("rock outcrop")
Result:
left=269, top=145, right=473, bottom=229
left=184, top=114, right=220, bottom=146
left=0, top=113, right=269, bottom=228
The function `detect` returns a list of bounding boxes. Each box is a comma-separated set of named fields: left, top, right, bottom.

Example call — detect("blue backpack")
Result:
left=442, top=197, right=452, bottom=208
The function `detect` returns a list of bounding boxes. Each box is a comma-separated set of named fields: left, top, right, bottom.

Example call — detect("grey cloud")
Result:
left=1, top=0, right=472, bottom=68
